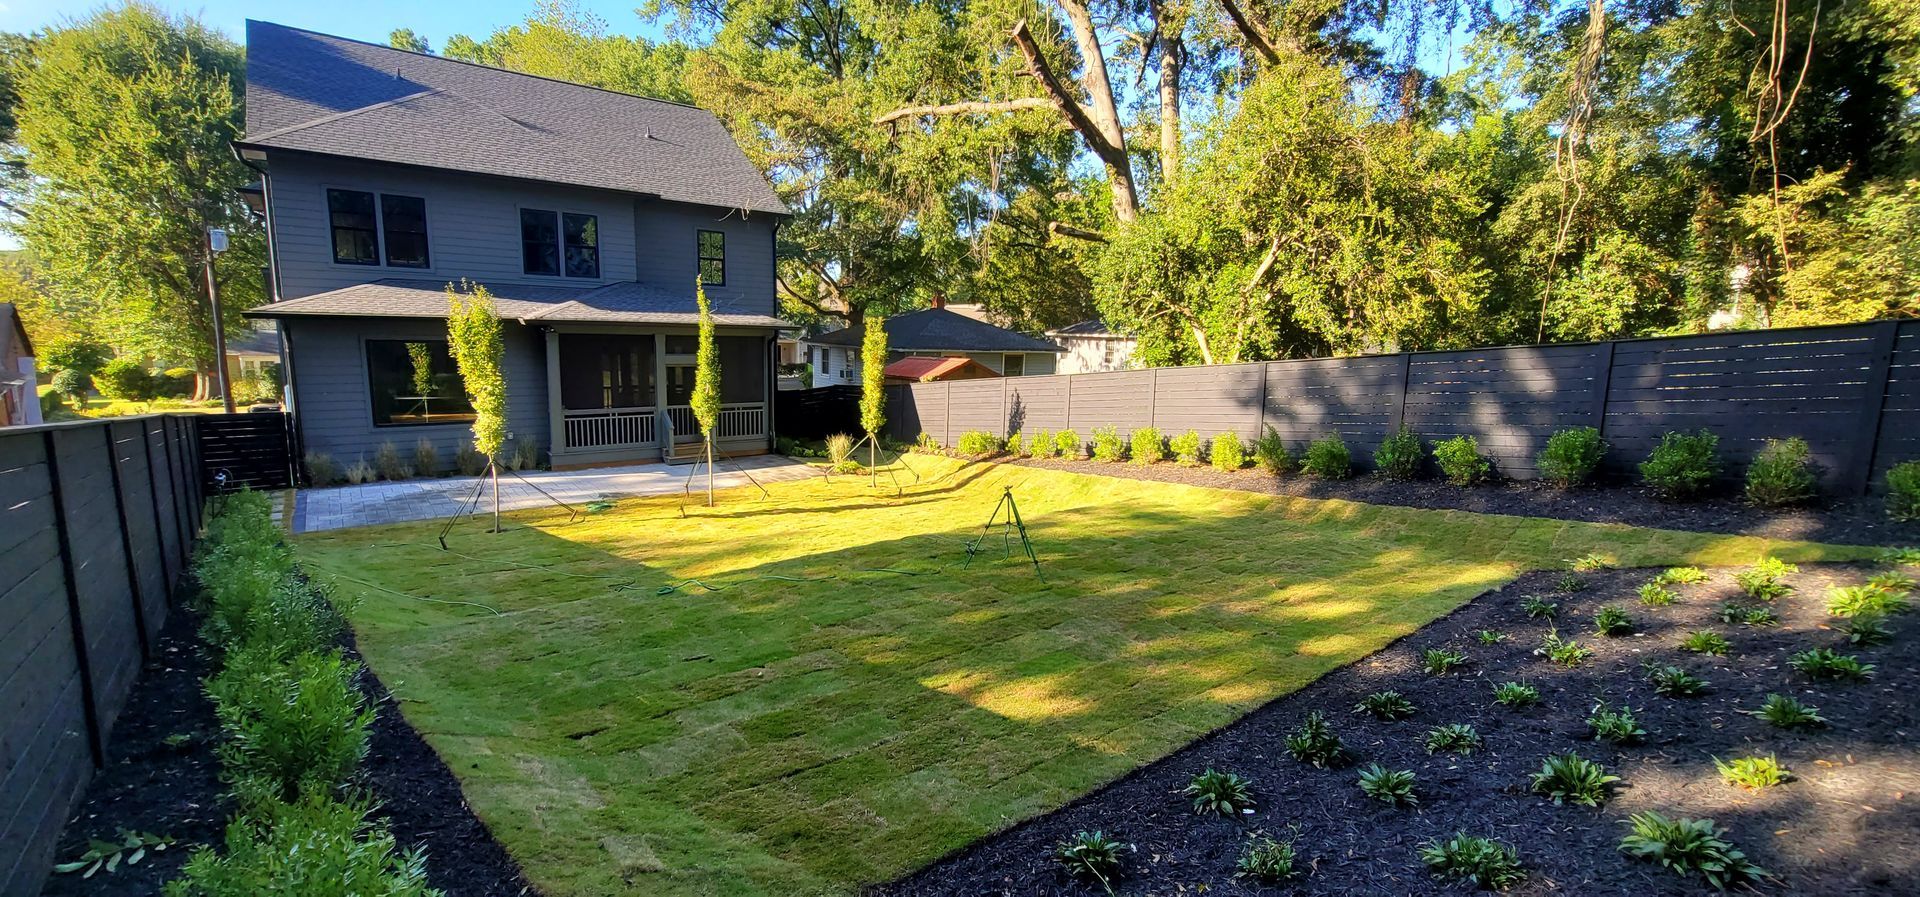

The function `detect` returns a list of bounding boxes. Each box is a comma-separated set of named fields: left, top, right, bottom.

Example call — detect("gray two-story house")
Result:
left=239, top=21, right=789, bottom=470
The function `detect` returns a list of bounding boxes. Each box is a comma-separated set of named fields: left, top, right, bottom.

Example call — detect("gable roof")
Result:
left=243, top=279, right=788, bottom=329
left=240, top=21, right=788, bottom=216
left=809, top=308, right=1063, bottom=354
left=0, top=303, right=30, bottom=361
left=1047, top=319, right=1130, bottom=338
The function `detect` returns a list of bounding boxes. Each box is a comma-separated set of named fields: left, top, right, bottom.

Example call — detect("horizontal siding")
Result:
left=632, top=201, right=779, bottom=319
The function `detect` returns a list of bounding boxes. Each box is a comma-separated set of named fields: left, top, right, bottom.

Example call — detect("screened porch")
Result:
left=546, top=330, right=773, bottom=466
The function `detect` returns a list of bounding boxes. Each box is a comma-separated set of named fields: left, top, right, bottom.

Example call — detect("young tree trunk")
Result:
left=491, top=462, right=502, bottom=533
left=706, top=438, right=715, bottom=507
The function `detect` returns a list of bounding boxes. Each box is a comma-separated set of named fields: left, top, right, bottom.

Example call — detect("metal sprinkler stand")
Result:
left=437, top=460, right=581, bottom=550
left=964, top=485, right=1043, bottom=580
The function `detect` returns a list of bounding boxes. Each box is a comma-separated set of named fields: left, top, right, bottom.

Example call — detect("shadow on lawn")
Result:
left=301, top=471, right=1871, bottom=896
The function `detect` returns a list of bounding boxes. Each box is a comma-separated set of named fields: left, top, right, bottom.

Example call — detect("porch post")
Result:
left=544, top=327, right=565, bottom=457
left=653, top=333, right=668, bottom=410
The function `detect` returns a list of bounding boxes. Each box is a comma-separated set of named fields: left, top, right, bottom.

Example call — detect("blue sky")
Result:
left=0, top=1, right=663, bottom=47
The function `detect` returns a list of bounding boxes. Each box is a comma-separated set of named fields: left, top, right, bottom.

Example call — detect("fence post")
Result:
left=941, top=381, right=952, bottom=446
left=161, top=417, right=187, bottom=571
left=43, top=429, right=105, bottom=768
left=141, top=418, right=174, bottom=603
left=1850, top=320, right=1900, bottom=495
left=102, top=424, right=150, bottom=661
left=1591, top=341, right=1617, bottom=437
left=1001, top=378, right=1010, bottom=438
left=1149, top=369, right=1158, bottom=430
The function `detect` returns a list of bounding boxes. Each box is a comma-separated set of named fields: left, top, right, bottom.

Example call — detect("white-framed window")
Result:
left=327, top=188, right=430, bottom=268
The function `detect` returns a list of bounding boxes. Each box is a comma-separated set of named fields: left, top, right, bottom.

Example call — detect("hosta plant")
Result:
left=1185, top=768, right=1256, bottom=816
left=1555, top=572, right=1588, bottom=593
left=1492, top=681, right=1541, bottom=708
left=1867, top=570, right=1917, bottom=593
left=1424, top=723, right=1482, bottom=755
left=1716, top=754, right=1791, bottom=790
left=1618, top=811, right=1765, bottom=890
left=1284, top=711, right=1350, bottom=768
left=1531, top=753, right=1619, bottom=807
left=1788, top=648, right=1875, bottom=681
left=1828, top=584, right=1911, bottom=618
left=1055, top=831, right=1126, bottom=892
left=1521, top=596, right=1559, bottom=620
left=1734, top=556, right=1797, bottom=600
left=1841, top=613, right=1892, bottom=646
left=1748, top=693, right=1826, bottom=729
left=1419, top=833, right=1526, bottom=890
left=1354, top=690, right=1417, bottom=721
left=1234, top=831, right=1298, bottom=884
left=1475, top=629, right=1508, bottom=645
left=1655, top=566, right=1709, bottom=585
left=1357, top=764, right=1419, bottom=807
left=1718, top=602, right=1779, bottom=627
left=1593, top=605, right=1633, bottom=636
left=1568, top=553, right=1614, bottom=573
left=1637, top=583, right=1679, bottom=607
left=1422, top=647, right=1468, bottom=675
left=1644, top=664, right=1709, bottom=697
left=1587, top=703, right=1647, bottom=744
left=1679, top=630, right=1731, bottom=656
left=1535, top=630, right=1592, bottom=667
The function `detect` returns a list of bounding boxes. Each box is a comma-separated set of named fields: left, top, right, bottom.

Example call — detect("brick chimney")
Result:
left=930, top=295, right=946, bottom=310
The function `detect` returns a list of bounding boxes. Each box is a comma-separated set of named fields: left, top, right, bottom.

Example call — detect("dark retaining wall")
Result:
left=0, top=415, right=204, bottom=897
left=887, top=319, right=1920, bottom=493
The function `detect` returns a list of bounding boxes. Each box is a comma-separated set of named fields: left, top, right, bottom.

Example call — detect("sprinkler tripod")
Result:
left=678, top=436, right=772, bottom=514
left=826, top=432, right=921, bottom=495
left=437, top=459, right=580, bottom=550
left=964, top=486, right=1042, bottom=580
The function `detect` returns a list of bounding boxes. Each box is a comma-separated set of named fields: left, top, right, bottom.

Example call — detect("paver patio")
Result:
left=294, top=454, right=818, bottom=532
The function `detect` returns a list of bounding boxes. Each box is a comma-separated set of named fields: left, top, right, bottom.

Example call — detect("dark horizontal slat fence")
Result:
left=774, top=385, right=863, bottom=440
left=1, top=415, right=203, bottom=897
left=886, top=319, right=1920, bottom=493
left=196, top=411, right=296, bottom=491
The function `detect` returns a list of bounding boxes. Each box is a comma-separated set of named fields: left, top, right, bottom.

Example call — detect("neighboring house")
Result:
left=225, top=323, right=281, bottom=384
left=237, top=22, right=789, bottom=469
left=881, top=355, right=999, bottom=384
left=1047, top=319, right=1137, bottom=374
left=0, top=303, right=39, bottom=427
left=803, top=300, right=1064, bottom=386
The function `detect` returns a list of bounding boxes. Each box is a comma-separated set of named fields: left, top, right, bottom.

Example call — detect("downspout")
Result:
left=232, top=145, right=306, bottom=466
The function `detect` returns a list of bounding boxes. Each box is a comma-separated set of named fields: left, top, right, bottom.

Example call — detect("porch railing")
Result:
left=563, top=406, right=657, bottom=449
left=666, top=403, right=768, bottom=441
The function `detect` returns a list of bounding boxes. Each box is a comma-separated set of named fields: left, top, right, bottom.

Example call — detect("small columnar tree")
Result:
left=692, top=278, right=722, bottom=505
left=860, top=315, right=887, bottom=481
left=446, top=281, right=507, bottom=529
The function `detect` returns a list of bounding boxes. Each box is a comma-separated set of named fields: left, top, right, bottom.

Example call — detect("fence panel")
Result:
left=1872, top=321, right=1920, bottom=486
left=947, top=380, right=1006, bottom=437
left=197, top=412, right=294, bottom=490
left=0, top=415, right=200, bottom=897
left=1154, top=364, right=1264, bottom=439
left=1404, top=343, right=1609, bottom=478
left=1067, top=371, right=1152, bottom=435
left=1263, top=355, right=1405, bottom=466
left=1006, top=376, right=1069, bottom=436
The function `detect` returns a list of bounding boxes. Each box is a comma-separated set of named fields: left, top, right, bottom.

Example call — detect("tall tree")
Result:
left=447, top=281, right=509, bottom=529
left=8, top=3, right=261, bottom=393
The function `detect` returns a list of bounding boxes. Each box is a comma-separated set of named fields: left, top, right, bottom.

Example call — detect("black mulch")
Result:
left=38, top=611, right=539, bottom=897
left=872, top=563, right=1920, bottom=896
left=1008, top=457, right=1920, bottom=548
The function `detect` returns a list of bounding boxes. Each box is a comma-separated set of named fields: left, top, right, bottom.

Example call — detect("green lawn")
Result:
left=297, top=457, right=1868, bottom=896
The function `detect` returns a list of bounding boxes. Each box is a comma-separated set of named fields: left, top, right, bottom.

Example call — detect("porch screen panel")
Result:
left=558, top=334, right=655, bottom=410
left=718, top=336, right=767, bottom=403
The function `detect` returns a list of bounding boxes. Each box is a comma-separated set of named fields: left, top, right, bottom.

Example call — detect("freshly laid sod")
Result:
left=297, top=457, right=1862, bottom=896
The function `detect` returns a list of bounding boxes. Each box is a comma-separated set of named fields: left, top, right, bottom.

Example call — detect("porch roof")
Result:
left=245, top=279, right=790, bottom=328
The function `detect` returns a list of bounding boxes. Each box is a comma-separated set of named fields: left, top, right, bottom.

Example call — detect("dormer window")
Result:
left=522, top=209, right=600, bottom=279
left=328, top=188, right=429, bottom=268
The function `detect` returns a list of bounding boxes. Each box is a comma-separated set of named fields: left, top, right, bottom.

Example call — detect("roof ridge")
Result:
left=244, top=87, right=442, bottom=144
left=248, top=20, right=713, bottom=113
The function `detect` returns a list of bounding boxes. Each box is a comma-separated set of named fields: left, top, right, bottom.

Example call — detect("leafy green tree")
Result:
left=444, top=1, right=691, bottom=103
left=692, top=277, right=722, bottom=504
left=446, top=281, right=508, bottom=528
left=859, top=313, right=887, bottom=476
left=9, top=4, right=263, bottom=395
left=388, top=28, right=430, bottom=53
left=95, top=356, right=158, bottom=402
left=38, top=336, right=112, bottom=378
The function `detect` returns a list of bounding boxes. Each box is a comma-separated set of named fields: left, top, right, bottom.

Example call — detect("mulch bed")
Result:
left=873, top=561, right=1920, bottom=896
left=1008, top=457, right=1920, bottom=548
left=39, top=610, right=538, bottom=897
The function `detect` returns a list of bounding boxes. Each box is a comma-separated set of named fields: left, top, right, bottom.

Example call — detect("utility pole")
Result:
left=205, top=227, right=235, bottom=413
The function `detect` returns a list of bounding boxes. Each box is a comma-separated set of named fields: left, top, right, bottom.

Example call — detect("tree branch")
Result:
left=1217, top=0, right=1282, bottom=65
left=873, top=97, right=1058, bottom=126
left=1047, top=221, right=1109, bottom=243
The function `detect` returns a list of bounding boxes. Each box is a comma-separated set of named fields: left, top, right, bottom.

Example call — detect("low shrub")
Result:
left=509, top=439, right=541, bottom=472
left=1654, top=566, right=1709, bottom=585
left=454, top=443, right=488, bottom=476
left=411, top=439, right=440, bottom=478
left=1356, top=764, right=1418, bottom=807
left=1715, top=755, right=1790, bottom=790
left=1640, top=430, right=1721, bottom=499
left=1886, top=459, right=1920, bottom=521
left=1054, top=429, right=1083, bottom=459
left=1492, top=681, right=1541, bottom=708
left=1587, top=702, right=1646, bottom=744
left=1184, top=768, right=1256, bottom=816
left=1618, top=811, right=1765, bottom=890
left=1530, top=753, right=1619, bottom=806
left=1004, top=432, right=1025, bottom=457
left=162, top=794, right=436, bottom=897
left=1423, top=723, right=1481, bottom=755
left=1748, top=693, right=1825, bottom=729
left=1211, top=431, right=1247, bottom=471
left=96, top=357, right=159, bottom=402
left=1168, top=429, right=1203, bottom=465
left=1788, top=647, right=1875, bottom=681
left=1128, top=427, right=1164, bottom=465
left=1354, top=690, right=1416, bottom=720
left=304, top=453, right=341, bottom=487
left=1253, top=425, right=1294, bottom=475
left=343, top=460, right=376, bottom=485
left=1054, top=831, right=1125, bottom=890
left=1535, top=629, right=1591, bottom=667
left=1521, top=596, right=1559, bottom=620
left=1537, top=426, right=1606, bottom=487
left=1827, top=584, right=1911, bottom=618
left=1638, top=583, right=1679, bottom=606
left=1090, top=426, right=1126, bottom=462
left=1283, top=711, right=1350, bottom=768
left=1735, top=556, right=1797, bottom=600
left=1234, top=832, right=1298, bottom=884
left=206, top=648, right=374, bottom=808
left=1744, top=437, right=1818, bottom=507
left=1421, top=647, right=1468, bottom=675
left=372, top=441, right=413, bottom=481
left=1593, top=605, right=1633, bottom=636
left=1419, top=833, right=1525, bottom=890
left=826, top=433, right=856, bottom=471
left=955, top=430, right=1001, bottom=456
left=1433, top=435, right=1492, bottom=486
left=1679, top=630, right=1730, bottom=656
left=1373, top=427, right=1424, bottom=480
left=1302, top=434, right=1352, bottom=479
left=1027, top=429, right=1055, bottom=459
left=1644, top=664, right=1709, bottom=697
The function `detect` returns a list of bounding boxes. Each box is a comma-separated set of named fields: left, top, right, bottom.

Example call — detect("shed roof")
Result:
left=882, top=356, right=999, bottom=381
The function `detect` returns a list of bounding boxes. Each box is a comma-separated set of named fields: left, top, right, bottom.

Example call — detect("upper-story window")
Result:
left=698, top=229, right=725, bottom=286
left=328, top=188, right=429, bottom=268
left=522, top=209, right=600, bottom=279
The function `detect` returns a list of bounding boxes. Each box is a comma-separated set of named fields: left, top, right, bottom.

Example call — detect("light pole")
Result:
left=205, top=227, right=234, bottom=413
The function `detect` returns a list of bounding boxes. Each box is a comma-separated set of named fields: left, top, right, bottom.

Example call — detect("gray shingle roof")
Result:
left=810, top=308, right=1063, bottom=353
left=1047, top=319, right=1128, bottom=338
left=241, top=21, right=788, bottom=216
left=244, top=279, right=789, bottom=328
